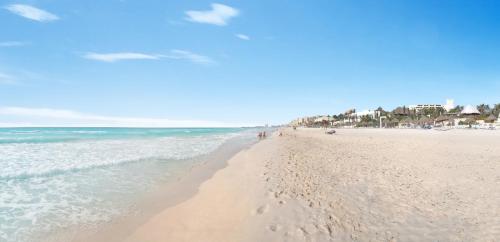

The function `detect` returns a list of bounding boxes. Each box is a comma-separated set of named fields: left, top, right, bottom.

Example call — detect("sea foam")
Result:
left=0, top=128, right=251, bottom=241
left=0, top=135, right=234, bottom=179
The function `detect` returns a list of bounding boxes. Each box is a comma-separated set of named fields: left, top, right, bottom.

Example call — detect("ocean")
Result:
left=0, top=127, right=258, bottom=241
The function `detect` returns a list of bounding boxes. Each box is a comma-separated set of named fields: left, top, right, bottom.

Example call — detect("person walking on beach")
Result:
left=257, top=132, right=262, bottom=139
left=263, top=131, right=266, bottom=138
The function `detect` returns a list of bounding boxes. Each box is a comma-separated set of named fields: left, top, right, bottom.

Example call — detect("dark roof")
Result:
left=435, top=115, right=450, bottom=122
left=486, top=114, right=497, bottom=122
left=418, top=117, right=432, bottom=124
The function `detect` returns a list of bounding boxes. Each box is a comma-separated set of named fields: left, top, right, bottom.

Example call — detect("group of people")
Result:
left=257, top=131, right=267, bottom=139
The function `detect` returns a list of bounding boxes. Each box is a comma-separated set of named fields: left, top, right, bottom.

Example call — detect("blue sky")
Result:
left=1, top=0, right=499, bottom=126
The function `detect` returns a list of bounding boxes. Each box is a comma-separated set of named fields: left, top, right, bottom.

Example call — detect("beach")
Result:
left=123, top=128, right=500, bottom=242
left=4, top=1, right=500, bottom=242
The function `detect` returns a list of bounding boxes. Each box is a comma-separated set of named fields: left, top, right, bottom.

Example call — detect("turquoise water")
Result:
left=0, top=127, right=243, bottom=144
left=0, top=127, right=255, bottom=241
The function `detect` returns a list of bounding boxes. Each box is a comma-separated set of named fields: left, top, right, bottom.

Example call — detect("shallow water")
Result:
left=0, top=127, right=257, bottom=241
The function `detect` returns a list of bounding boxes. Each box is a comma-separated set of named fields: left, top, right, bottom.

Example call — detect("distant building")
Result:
left=408, top=104, right=444, bottom=112
left=409, top=99, right=455, bottom=113
left=356, top=109, right=377, bottom=118
left=314, top=116, right=334, bottom=123
left=348, top=109, right=377, bottom=122
left=444, top=99, right=455, bottom=111
left=290, top=116, right=328, bottom=126
left=290, top=117, right=306, bottom=126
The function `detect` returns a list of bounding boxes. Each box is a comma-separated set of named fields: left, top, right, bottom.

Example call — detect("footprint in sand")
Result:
left=269, top=224, right=282, bottom=232
left=254, top=204, right=269, bottom=215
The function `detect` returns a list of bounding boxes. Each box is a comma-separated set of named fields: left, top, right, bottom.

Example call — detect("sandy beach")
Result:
left=123, top=128, right=500, bottom=242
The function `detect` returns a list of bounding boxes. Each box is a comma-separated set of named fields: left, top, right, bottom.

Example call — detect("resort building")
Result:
left=408, top=104, right=444, bottom=112
left=293, top=118, right=304, bottom=126
left=409, top=99, right=456, bottom=113
left=291, top=116, right=332, bottom=127
left=313, top=116, right=335, bottom=126
left=354, top=109, right=377, bottom=122
left=290, top=117, right=308, bottom=126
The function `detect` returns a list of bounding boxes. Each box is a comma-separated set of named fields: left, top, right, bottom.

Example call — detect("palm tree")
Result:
left=493, top=104, right=500, bottom=116
left=449, top=105, right=464, bottom=114
left=477, top=104, right=491, bottom=115
left=419, top=107, right=443, bottom=119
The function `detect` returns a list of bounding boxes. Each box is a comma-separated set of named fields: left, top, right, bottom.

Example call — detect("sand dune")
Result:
left=126, top=128, right=500, bottom=242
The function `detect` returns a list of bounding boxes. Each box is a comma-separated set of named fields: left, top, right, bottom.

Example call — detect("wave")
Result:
left=8, top=130, right=41, bottom=133
left=69, top=130, right=108, bottom=134
left=0, top=128, right=258, bottom=241
left=0, top=134, right=238, bottom=180
left=0, top=157, right=155, bottom=180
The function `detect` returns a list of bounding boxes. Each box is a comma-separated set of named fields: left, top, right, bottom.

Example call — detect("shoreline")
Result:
left=124, top=131, right=277, bottom=242
left=44, top=134, right=258, bottom=242
left=41, top=127, right=500, bottom=241
left=123, top=128, right=499, bottom=241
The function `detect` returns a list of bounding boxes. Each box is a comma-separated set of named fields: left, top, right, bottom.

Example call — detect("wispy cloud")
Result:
left=185, top=3, right=239, bottom=26
left=0, top=72, right=19, bottom=85
left=165, top=50, right=215, bottom=64
left=235, top=34, right=250, bottom=40
left=0, top=41, right=28, bottom=47
left=4, top=4, right=59, bottom=22
left=83, top=52, right=159, bottom=62
left=0, top=107, right=254, bottom=127
left=83, top=50, right=215, bottom=64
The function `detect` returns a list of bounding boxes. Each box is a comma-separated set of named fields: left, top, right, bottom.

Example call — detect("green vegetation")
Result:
left=493, top=104, right=500, bottom=116
left=298, top=103, right=499, bottom=128
left=448, top=105, right=464, bottom=113
left=419, top=107, right=445, bottom=119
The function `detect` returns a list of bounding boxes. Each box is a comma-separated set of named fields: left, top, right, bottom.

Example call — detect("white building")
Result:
left=348, top=109, right=377, bottom=122
left=409, top=99, right=455, bottom=112
left=444, top=99, right=455, bottom=111
left=314, top=116, right=334, bottom=123
left=290, top=117, right=307, bottom=126
left=408, top=104, right=444, bottom=112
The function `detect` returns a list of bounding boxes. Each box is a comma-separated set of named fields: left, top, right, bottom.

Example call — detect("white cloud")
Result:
left=0, top=107, right=254, bottom=127
left=185, top=3, right=239, bottom=26
left=84, top=50, right=215, bottom=64
left=83, top=52, right=160, bottom=62
left=165, top=50, right=215, bottom=64
left=0, top=72, right=18, bottom=85
left=0, top=41, right=27, bottom=47
left=4, top=4, right=59, bottom=22
left=235, top=34, right=250, bottom=40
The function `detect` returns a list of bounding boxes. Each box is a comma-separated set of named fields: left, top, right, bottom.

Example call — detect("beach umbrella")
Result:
left=486, top=115, right=497, bottom=123
left=399, top=117, right=414, bottom=127
left=435, top=115, right=449, bottom=122
left=465, top=117, right=476, bottom=124
left=418, top=117, right=431, bottom=124
left=461, top=105, right=480, bottom=115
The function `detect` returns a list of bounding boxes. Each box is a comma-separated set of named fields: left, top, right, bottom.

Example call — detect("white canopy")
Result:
left=461, top=105, right=480, bottom=115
